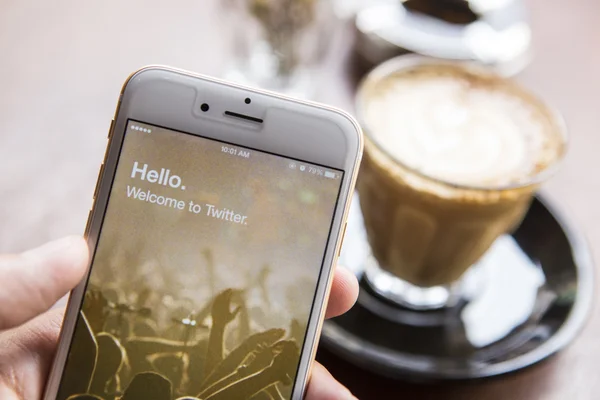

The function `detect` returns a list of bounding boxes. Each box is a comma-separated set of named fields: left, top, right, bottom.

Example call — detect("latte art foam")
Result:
left=364, top=67, right=563, bottom=187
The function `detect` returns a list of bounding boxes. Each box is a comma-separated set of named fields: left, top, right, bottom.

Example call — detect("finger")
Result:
left=325, top=266, right=359, bottom=319
left=0, top=236, right=88, bottom=330
left=0, top=307, right=65, bottom=399
left=305, top=361, right=357, bottom=400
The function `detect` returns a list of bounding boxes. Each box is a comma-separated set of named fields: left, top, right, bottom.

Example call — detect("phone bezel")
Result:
left=44, top=66, right=363, bottom=400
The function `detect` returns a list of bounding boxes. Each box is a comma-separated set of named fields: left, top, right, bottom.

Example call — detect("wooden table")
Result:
left=1, top=0, right=598, bottom=399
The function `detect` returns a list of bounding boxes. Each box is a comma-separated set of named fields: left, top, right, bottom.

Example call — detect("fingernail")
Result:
left=24, top=236, right=81, bottom=259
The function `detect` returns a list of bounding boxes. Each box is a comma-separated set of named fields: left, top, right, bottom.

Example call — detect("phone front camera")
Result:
left=201, top=103, right=210, bottom=112
left=244, top=98, right=251, bottom=104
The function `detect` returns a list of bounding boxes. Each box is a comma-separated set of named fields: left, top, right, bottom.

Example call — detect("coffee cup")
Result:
left=356, top=56, right=567, bottom=309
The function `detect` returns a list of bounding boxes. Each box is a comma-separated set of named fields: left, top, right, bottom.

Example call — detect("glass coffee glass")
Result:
left=223, top=0, right=336, bottom=98
left=356, top=56, right=567, bottom=310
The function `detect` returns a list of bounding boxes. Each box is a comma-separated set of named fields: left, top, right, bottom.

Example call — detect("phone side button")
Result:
left=338, top=222, right=347, bottom=257
left=84, top=210, right=92, bottom=237
left=93, top=163, right=105, bottom=199
left=107, top=118, right=115, bottom=139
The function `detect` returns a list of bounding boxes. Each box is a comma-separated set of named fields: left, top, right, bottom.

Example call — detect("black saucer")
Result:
left=321, top=194, right=594, bottom=380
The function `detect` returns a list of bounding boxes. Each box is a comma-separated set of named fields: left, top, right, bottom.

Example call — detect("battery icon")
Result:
left=324, top=171, right=337, bottom=179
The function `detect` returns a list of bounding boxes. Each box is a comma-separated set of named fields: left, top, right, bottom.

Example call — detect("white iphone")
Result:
left=44, top=67, right=363, bottom=400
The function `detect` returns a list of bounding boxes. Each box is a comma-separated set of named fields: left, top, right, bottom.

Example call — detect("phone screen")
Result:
left=56, top=120, right=344, bottom=400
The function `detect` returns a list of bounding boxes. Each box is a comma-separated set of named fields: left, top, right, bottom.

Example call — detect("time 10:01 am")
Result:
left=221, top=146, right=250, bottom=158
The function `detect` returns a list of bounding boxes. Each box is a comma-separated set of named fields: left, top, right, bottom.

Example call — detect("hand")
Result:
left=211, top=288, right=242, bottom=326
left=0, top=236, right=88, bottom=400
left=0, top=236, right=359, bottom=400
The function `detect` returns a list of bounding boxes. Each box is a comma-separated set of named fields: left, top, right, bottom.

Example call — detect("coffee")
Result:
left=357, top=59, right=565, bottom=288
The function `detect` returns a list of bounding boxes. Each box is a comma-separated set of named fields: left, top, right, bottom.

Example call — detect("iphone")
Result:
left=44, top=67, right=363, bottom=400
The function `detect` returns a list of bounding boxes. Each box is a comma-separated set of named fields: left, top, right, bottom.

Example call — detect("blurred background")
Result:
left=1, top=0, right=599, bottom=398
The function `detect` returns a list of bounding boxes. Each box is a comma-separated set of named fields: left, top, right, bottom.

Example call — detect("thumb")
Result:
left=305, top=362, right=357, bottom=400
left=0, top=236, right=88, bottom=331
